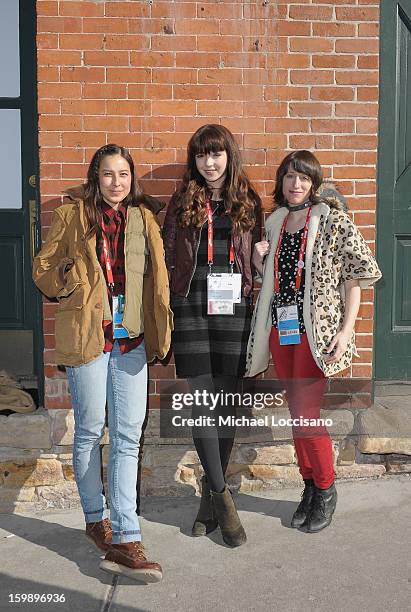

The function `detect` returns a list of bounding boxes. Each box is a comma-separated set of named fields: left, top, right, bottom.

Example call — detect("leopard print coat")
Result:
left=245, top=201, right=382, bottom=378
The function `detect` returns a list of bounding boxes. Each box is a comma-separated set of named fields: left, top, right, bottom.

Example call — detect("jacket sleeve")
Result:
left=162, top=194, right=179, bottom=271
left=32, top=208, right=80, bottom=299
left=339, top=214, right=382, bottom=288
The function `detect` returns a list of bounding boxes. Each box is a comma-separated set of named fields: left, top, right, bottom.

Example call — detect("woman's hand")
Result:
left=323, top=329, right=351, bottom=364
left=252, top=240, right=270, bottom=276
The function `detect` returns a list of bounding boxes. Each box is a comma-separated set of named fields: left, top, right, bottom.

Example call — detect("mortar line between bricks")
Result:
left=100, top=576, right=118, bottom=612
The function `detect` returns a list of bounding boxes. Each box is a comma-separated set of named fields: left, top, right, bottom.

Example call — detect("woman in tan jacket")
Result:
left=33, top=144, right=172, bottom=583
left=247, top=150, right=381, bottom=533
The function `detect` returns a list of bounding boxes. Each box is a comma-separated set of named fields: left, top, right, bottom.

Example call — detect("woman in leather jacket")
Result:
left=163, top=125, right=261, bottom=547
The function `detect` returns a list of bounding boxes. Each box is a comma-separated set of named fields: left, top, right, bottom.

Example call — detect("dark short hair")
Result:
left=273, top=150, right=323, bottom=208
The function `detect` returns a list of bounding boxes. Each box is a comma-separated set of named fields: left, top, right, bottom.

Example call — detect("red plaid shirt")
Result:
left=97, top=201, right=144, bottom=354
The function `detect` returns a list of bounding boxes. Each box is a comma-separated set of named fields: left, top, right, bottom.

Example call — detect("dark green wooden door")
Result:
left=376, top=0, right=411, bottom=379
left=0, top=1, right=42, bottom=396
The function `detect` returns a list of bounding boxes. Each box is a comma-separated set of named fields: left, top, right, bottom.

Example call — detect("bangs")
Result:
left=289, top=157, right=315, bottom=179
left=189, top=126, right=227, bottom=156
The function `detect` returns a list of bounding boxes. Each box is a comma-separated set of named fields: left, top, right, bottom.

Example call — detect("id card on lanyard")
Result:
left=102, top=234, right=129, bottom=339
left=274, top=207, right=311, bottom=345
left=205, top=200, right=242, bottom=315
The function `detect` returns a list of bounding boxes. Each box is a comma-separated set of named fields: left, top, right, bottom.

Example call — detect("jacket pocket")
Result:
left=55, top=310, right=82, bottom=357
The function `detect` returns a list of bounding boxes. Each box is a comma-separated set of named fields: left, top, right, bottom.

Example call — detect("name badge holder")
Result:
left=102, top=235, right=129, bottom=339
left=273, top=207, right=312, bottom=345
left=205, top=200, right=242, bottom=315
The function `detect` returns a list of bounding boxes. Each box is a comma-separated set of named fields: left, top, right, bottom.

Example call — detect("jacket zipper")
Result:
left=185, top=224, right=203, bottom=297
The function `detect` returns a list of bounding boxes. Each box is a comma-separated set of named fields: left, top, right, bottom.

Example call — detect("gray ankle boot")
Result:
left=211, top=487, right=247, bottom=547
left=192, top=476, right=218, bottom=537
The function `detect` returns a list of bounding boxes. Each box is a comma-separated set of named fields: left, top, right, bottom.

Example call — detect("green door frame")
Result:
left=375, top=0, right=411, bottom=381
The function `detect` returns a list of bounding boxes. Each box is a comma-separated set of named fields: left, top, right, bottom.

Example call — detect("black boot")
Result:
left=291, top=479, right=315, bottom=528
left=192, top=476, right=218, bottom=537
left=211, top=487, right=247, bottom=547
left=306, top=483, right=337, bottom=533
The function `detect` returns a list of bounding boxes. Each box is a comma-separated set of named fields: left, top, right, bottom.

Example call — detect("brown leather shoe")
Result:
left=99, top=542, right=162, bottom=583
left=85, top=518, right=112, bottom=552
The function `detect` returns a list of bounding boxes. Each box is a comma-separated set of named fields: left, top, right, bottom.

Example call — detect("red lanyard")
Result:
left=274, top=207, right=312, bottom=295
left=102, top=235, right=115, bottom=289
left=205, top=200, right=235, bottom=270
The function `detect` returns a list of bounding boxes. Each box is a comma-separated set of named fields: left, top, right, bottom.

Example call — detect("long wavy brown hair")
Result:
left=175, top=124, right=260, bottom=233
left=273, top=150, right=345, bottom=211
left=83, top=144, right=142, bottom=237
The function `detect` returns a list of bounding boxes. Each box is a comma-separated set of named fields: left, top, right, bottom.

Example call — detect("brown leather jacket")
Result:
left=163, top=194, right=262, bottom=297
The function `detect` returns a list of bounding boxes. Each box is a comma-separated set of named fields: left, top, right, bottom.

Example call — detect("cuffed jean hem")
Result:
left=111, top=529, right=142, bottom=544
left=84, top=508, right=106, bottom=523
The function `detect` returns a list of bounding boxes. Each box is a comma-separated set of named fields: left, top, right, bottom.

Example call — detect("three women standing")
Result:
left=33, top=144, right=172, bottom=582
left=163, top=124, right=261, bottom=546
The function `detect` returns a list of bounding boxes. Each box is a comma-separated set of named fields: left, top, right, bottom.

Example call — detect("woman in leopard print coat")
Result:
left=247, top=150, right=381, bottom=533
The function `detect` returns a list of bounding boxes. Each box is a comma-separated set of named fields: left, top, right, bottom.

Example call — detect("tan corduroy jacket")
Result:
left=245, top=202, right=382, bottom=378
left=33, top=187, right=173, bottom=366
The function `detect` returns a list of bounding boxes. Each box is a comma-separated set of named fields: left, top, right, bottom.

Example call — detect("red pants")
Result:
left=269, top=328, right=334, bottom=489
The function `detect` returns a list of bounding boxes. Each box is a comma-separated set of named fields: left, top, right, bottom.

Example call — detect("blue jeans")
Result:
left=66, top=341, right=147, bottom=544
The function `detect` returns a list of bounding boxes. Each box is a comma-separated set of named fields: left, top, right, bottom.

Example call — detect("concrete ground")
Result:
left=0, top=476, right=410, bottom=612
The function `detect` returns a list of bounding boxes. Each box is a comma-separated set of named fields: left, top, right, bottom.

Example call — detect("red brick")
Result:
left=197, top=36, right=242, bottom=53
left=335, top=102, right=378, bottom=117
left=335, top=135, right=377, bottom=150
left=289, top=135, right=333, bottom=149
left=38, top=99, right=61, bottom=114
left=105, top=34, right=149, bottom=51
left=311, top=119, right=355, bottom=133
left=132, top=51, right=175, bottom=68
left=358, top=23, right=379, bottom=37
left=197, top=3, right=243, bottom=19
left=105, top=2, right=150, bottom=18
left=85, top=51, right=130, bottom=66
left=336, top=7, right=379, bottom=21
left=129, top=84, right=171, bottom=100
left=152, top=100, right=196, bottom=116
left=335, top=39, right=379, bottom=53
left=289, top=6, right=333, bottom=20
left=243, top=3, right=287, bottom=19
left=197, top=100, right=243, bottom=117
left=62, top=163, right=89, bottom=179
left=358, top=87, right=379, bottom=102
left=244, top=134, right=288, bottom=149
left=333, top=166, right=375, bottom=179
left=60, top=34, right=104, bottom=50
left=40, top=115, right=83, bottom=131
left=37, top=67, right=59, bottom=82
left=41, top=164, right=61, bottom=179
left=219, top=84, right=263, bottom=101
left=357, top=55, right=379, bottom=69
left=40, top=147, right=84, bottom=163
left=60, top=67, right=105, bottom=82
left=83, top=84, right=127, bottom=99
left=59, top=1, right=104, bottom=17
left=355, top=151, right=377, bottom=164
left=37, top=1, right=58, bottom=16
left=176, top=52, right=219, bottom=68
left=83, top=116, right=128, bottom=132
left=355, top=182, right=377, bottom=196
left=62, top=132, right=107, bottom=148
left=152, top=3, right=197, bottom=18
left=106, top=99, right=151, bottom=115
left=198, top=68, right=242, bottom=85
left=38, top=16, right=82, bottom=33
left=313, top=55, right=355, bottom=69
left=312, top=23, right=356, bottom=37
left=38, top=82, right=82, bottom=98
left=151, top=35, right=196, bottom=52
left=290, top=70, right=334, bottom=85
left=61, top=99, right=106, bottom=114
left=265, top=118, right=309, bottom=133
left=174, top=84, right=219, bottom=100
left=311, top=87, right=354, bottom=101
left=83, top=18, right=129, bottom=34
left=336, top=71, right=378, bottom=86
left=266, top=86, right=309, bottom=101
left=38, top=50, right=82, bottom=65
left=153, top=69, right=197, bottom=84
left=356, top=119, right=378, bottom=134
left=37, top=33, right=58, bottom=49
left=289, top=102, right=332, bottom=117
left=106, top=67, right=151, bottom=83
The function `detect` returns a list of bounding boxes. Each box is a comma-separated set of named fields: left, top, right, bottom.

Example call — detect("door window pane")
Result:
left=0, top=110, right=22, bottom=209
left=0, top=0, right=20, bottom=97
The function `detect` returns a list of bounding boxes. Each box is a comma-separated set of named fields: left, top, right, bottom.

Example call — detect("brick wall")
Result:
left=36, top=0, right=380, bottom=409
